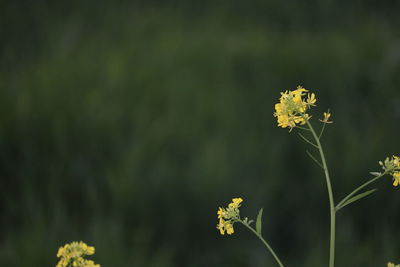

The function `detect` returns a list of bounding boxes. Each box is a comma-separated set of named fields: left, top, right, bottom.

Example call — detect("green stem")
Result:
left=306, top=150, right=324, bottom=169
left=306, top=120, right=335, bottom=267
left=335, top=173, right=385, bottom=211
left=298, top=132, right=318, bottom=148
left=239, top=221, right=284, bottom=267
left=319, top=121, right=327, bottom=139
left=296, top=126, right=311, bottom=131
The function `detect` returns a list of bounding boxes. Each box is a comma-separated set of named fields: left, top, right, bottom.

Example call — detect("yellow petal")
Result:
left=226, top=223, right=234, bottom=235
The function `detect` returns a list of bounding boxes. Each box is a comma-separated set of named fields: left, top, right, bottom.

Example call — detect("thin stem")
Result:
left=306, top=120, right=336, bottom=267
left=319, top=122, right=327, bottom=139
left=239, top=221, right=284, bottom=267
left=298, top=132, right=319, bottom=148
left=296, top=126, right=311, bottom=131
left=335, top=173, right=386, bottom=211
left=306, top=150, right=324, bottom=169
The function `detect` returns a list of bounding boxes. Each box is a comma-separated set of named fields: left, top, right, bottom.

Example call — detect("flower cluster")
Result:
left=56, top=241, right=100, bottom=267
left=217, top=198, right=243, bottom=235
left=388, top=262, right=400, bottom=267
left=273, top=86, right=316, bottom=129
left=379, top=156, right=400, bottom=186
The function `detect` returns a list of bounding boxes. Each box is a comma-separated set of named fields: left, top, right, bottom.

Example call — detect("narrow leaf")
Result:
left=256, top=208, right=263, bottom=234
left=337, top=189, right=378, bottom=211
left=369, top=172, right=381, bottom=177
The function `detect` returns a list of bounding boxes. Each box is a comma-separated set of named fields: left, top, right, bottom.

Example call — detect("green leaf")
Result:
left=337, top=189, right=378, bottom=211
left=369, top=172, right=381, bottom=176
left=256, top=208, right=263, bottom=234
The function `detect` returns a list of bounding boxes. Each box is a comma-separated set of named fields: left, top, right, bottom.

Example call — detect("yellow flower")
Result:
left=306, top=93, right=316, bottom=106
left=217, top=208, right=224, bottom=218
left=217, top=220, right=226, bottom=235
left=273, top=86, right=316, bottom=129
left=56, top=241, right=100, bottom=267
left=393, top=172, right=400, bottom=186
left=84, top=260, right=100, bottom=267
left=225, top=222, right=234, bottom=235
left=228, top=198, right=243, bottom=209
left=86, top=246, right=95, bottom=255
left=387, top=262, right=400, bottom=267
left=393, top=156, right=400, bottom=168
left=319, top=112, right=333, bottom=123
left=216, top=198, right=244, bottom=236
left=379, top=156, right=400, bottom=187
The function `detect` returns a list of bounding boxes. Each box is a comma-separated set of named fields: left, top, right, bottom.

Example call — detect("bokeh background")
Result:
left=1, top=1, right=400, bottom=266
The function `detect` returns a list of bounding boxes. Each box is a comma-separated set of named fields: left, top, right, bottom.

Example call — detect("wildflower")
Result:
left=388, top=262, right=400, bottom=267
left=394, top=156, right=400, bottom=167
left=274, top=86, right=316, bottom=129
left=228, top=198, right=243, bottom=209
left=225, top=222, right=234, bottom=235
left=217, top=207, right=225, bottom=219
left=306, top=92, right=316, bottom=106
left=217, top=220, right=225, bottom=235
left=319, top=112, right=333, bottom=124
left=217, top=198, right=243, bottom=235
left=379, top=156, right=400, bottom=187
left=56, top=241, right=100, bottom=267
left=393, top=172, right=400, bottom=186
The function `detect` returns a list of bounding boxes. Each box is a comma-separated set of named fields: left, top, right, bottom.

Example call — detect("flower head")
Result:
left=216, top=198, right=243, bottom=235
left=274, top=86, right=316, bottom=130
left=393, top=172, right=400, bottom=187
left=387, top=262, right=400, bottom=267
left=56, top=241, right=100, bottom=267
left=228, top=198, right=243, bottom=209
left=379, top=156, right=400, bottom=187
left=319, top=111, right=333, bottom=124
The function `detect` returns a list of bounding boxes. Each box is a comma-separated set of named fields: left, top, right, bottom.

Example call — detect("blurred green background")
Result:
left=1, top=1, right=400, bottom=266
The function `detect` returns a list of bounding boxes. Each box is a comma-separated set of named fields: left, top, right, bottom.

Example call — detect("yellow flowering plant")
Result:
left=216, top=86, right=399, bottom=267
left=55, top=241, right=100, bottom=267
left=217, top=198, right=284, bottom=266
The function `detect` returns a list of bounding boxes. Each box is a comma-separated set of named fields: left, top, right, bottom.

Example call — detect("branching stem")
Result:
left=306, top=150, right=324, bottom=169
left=238, top=221, right=284, bottom=267
left=298, top=132, right=318, bottom=148
left=336, top=173, right=386, bottom=211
